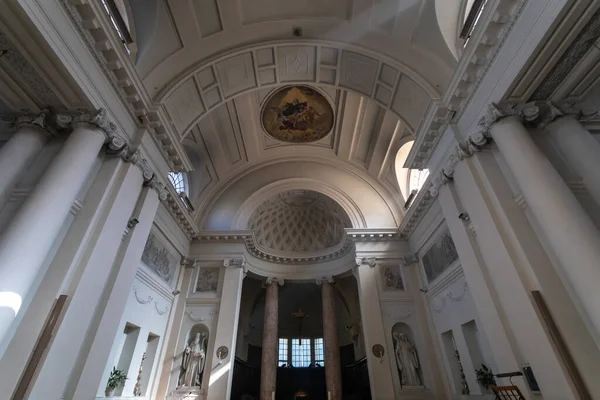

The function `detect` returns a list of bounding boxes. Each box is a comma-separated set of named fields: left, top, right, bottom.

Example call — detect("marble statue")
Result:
left=180, top=332, right=207, bottom=387
left=393, top=332, right=421, bottom=386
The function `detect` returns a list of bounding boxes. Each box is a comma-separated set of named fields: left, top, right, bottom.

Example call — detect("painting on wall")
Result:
left=422, top=229, right=459, bottom=283
left=261, top=85, right=334, bottom=143
left=196, top=267, right=220, bottom=292
left=382, top=266, right=404, bottom=290
left=141, top=232, right=177, bottom=285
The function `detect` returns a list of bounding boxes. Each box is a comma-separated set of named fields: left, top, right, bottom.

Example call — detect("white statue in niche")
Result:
left=393, top=332, right=421, bottom=386
left=179, top=332, right=207, bottom=387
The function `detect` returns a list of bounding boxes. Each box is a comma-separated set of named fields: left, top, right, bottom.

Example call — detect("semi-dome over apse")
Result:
left=247, top=190, right=351, bottom=256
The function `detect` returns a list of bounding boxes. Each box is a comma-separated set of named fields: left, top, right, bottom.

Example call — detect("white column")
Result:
left=490, top=114, right=600, bottom=342
left=0, top=117, right=51, bottom=212
left=155, top=261, right=197, bottom=400
left=402, top=257, right=451, bottom=398
left=0, top=156, right=125, bottom=395
left=0, top=122, right=106, bottom=344
left=206, top=258, right=245, bottom=400
left=544, top=114, right=600, bottom=207
left=354, top=258, right=395, bottom=399
left=29, top=162, right=144, bottom=399
left=71, top=186, right=160, bottom=398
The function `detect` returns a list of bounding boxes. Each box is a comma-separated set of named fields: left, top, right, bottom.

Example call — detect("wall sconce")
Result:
left=127, top=218, right=139, bottom=229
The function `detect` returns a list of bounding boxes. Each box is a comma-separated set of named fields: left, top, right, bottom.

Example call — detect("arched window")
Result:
left=395, top=141, right=429, bottom=209
left=100, top=0, right=134, bottom=54
left=460, top=0, right=488, bottom=46
left=168, top=172, right=187, bottom=195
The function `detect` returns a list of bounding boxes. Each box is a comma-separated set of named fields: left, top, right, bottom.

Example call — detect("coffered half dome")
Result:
left=247, top=190, right=351, bottom=257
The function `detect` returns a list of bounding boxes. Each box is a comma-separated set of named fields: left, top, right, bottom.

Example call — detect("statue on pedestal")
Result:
left=393, top=332, right=421, bottom=386
left=179, top=332, right=207, bottom=387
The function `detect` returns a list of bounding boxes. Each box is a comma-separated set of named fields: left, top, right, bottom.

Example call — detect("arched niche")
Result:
left=391, top=322, right=424, bottom=388
left=178, top=323, right=210, bottom=388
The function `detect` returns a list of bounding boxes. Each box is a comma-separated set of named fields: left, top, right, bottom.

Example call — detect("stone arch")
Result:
left=200, top=158, right=401, bottom=230
left=156, top=41, right=438, bottom=139
left=232, top=178, right=366, bottom=230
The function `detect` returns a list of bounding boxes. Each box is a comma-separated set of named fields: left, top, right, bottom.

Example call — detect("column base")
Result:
left=167, top=386, right=204, bottom=400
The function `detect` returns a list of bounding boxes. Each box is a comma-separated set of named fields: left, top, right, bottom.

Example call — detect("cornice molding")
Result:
left=407, top=0, right=527, bottom=171
left=346, top=229, right=400, bottom=242
left=58, top=0, right=192, bottom=172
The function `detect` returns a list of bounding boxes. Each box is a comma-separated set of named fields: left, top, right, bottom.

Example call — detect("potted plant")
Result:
left=105, top=367, right=127, bottom=397
left=475, top=364, right=496, bottom=390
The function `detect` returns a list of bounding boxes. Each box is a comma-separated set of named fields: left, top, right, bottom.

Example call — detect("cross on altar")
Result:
left=292, top=307, right=308, bottom=345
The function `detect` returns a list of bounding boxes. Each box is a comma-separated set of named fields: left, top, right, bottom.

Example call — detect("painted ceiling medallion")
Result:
left=261, top=86, right=334, bottom=143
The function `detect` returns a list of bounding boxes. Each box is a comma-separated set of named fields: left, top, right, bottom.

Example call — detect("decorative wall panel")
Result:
left=421, top=229, right=459, bottom=283
left=141, top=232, right=178, bottom=285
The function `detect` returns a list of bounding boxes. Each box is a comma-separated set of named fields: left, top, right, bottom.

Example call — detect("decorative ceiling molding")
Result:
left=156, top=42, right=436, bottom=139
left=231, top=178, right=368, bottom=230
left=59, top=0, right=192, bottom=172
left=406, top=0, right=526, bottom=170
left=347, top=228, right=401, bottom=242
left=247, top=190, right=351, bottom=254
left=0, top=30, right=64, bottom=110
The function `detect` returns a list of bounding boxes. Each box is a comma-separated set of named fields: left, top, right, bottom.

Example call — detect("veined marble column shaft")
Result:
left=0, top=122, right=106, bottom=344
left=490, top=115, right=600, bottom=340
left=322, top=281, right=342, bottom=400
left=260, top=281, right=278, bottom=400
left=544, top=115, right=600, bottom=207
left=0, top=121, right=50, bottom=212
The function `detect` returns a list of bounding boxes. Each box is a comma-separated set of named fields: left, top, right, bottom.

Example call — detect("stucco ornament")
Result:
left=179, top=332, right=207, bottom=387
left=393, top=332, right=421, bottom=387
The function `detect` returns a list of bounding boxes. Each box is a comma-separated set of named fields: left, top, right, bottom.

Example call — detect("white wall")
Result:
left=99, top=265, right=177, bottom=398
left=425, top=268, right=495, bottom=396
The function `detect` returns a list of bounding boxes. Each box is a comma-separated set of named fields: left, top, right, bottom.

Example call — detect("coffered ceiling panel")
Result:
left=239, top=0, right=353, bottom=25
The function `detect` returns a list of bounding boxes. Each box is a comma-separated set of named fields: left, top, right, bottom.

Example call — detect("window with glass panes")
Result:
left=278, top=338, right=288, bottom=367
left=291, top=338, right=311, bottom=367
left=314, top=338, right=324, bottom=366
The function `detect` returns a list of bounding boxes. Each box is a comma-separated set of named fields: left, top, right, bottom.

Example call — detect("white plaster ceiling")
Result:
left=182, top=86, right=413, bottom=229
left=129, top=0, right=457, bottom=97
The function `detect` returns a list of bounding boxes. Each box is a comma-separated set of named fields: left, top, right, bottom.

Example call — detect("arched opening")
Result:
left=394, top=141, right=429, bottom=208
left=168, top=172, right=194, bottom=211
left=391, top=322, right=423, bottom=388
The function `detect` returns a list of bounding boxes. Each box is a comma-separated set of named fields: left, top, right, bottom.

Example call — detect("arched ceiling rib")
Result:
left=132, top=0, right=457, bottom=98
left=182, top=88, right=411, bottom=229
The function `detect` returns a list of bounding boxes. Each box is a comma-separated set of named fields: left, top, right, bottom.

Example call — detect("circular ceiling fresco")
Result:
left=261, top=86, right=334, bottom=143
left=247, top=190, right=351, bottom=254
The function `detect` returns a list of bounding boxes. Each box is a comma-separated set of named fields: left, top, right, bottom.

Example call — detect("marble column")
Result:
left=0, top=115, right=52, bottom=212
left=544, top=110, right=600, bottom=207
left=321, top=279, right=342, bottom=400
left=207, top=258, right=246, bottom=400
left=487, top=109, right=600, bottom=341
left=0, top=119, right=107, bottom=344
left=260, top=279, right=279, bottom=400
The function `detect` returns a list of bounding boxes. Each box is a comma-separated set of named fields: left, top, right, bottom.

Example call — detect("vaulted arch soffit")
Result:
left=156, top=41, right=443, bottom=140
left=199, top=160, right=403, bottom=231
